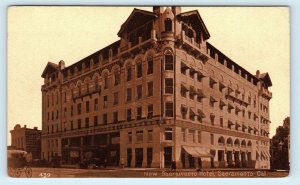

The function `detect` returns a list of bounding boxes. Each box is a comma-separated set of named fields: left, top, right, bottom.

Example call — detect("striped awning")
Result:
left=183, top=145, right=211, bottom=158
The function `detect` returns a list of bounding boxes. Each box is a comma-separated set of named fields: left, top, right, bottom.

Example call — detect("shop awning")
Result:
left=182, top=145, right=211, bottom=158
left=261, top=151, right=267, bottom=159
left=265, top=150, right=271, bottom=157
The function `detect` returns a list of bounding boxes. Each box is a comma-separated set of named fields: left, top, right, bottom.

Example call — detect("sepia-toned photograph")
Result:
left=7, top=6, right=290, bottom=178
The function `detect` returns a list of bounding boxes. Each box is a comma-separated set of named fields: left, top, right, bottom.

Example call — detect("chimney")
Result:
left=59, top=60, right=65, bottom=70
left=153, top=6, right=164, bottom=15
left=172, top=6, right=181, bottom=15
left=256, top=70, right=260, bottom=78
left=34, top=127, right=38, bottom=130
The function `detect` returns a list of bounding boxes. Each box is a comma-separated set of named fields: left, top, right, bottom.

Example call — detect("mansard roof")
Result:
left=117, top=8, right=158, bottom=37
left=259, top=73, right=272, bottom=87
left=41, top=62, right=58, bottom=78
left=177, top=10, right=210, bottom=40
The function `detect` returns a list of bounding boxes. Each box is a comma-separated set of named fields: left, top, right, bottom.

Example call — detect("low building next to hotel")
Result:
left=10, top=124, right=42, bottom=160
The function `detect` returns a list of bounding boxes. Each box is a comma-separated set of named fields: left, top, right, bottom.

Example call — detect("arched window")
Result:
left=234, top=139, right=240, bottom=147
left=103, top=74, right=108, bottom=89
left=164, top=18, right=172, bottom=32
left=164, top=50, right=174, bottom=71
left=226, top=138, right=233, bottom=146
left=247, top=141, right=252, bottom=147
left=78, top=83, right=82, bottom=96
left=241, top=140, right=246, bottom=147
left=218, top=137, right=225, bottom=146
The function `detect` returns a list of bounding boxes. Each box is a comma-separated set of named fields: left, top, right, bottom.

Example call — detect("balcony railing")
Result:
left=261, top=88, right=272, bottom=100
left=72, top=88, right=101, bottom=101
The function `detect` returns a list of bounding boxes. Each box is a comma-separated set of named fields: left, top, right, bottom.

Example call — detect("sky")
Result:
left=7, top=6, right=289, bottom=145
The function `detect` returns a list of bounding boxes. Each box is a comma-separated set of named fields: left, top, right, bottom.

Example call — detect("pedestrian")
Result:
left=104, top=158, right=107, bottom=168
left=120, top=157, right=125, bottom=168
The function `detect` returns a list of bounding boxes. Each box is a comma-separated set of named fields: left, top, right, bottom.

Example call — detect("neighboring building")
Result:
left=270, top=117, right=290, bottom=170
left=41, top=7, right=272, bottom=169
left=10, top=124, right=42, bottom=160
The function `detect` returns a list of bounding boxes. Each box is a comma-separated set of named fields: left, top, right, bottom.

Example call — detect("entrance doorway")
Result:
left=164, top=147, right=172, bottom=168
left=135, top=148, right=143, bottom=167
left=127, top=148, right=132, bottom=167
left=147, top=148, right=153, bottom=168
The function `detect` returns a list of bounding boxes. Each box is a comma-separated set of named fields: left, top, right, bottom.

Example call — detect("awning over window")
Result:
left=190, top=107, right=197, bottom=115
left=197, top=109, right=206, bottom=118
left=265, top=150, right=271, bottom=157
left=197, top=89, right=206, bottom=98
left=182, top=145, right=211, bottom=158
left=181, top=83, right=189, bottom=91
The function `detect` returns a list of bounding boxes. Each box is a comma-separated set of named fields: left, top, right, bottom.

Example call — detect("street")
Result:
left=8, top=167, right=289, bottom=178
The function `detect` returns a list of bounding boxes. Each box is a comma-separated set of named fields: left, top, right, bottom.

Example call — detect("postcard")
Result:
left=7, top=6, right=290, bottom=178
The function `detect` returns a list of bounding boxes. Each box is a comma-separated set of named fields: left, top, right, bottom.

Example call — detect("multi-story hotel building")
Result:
left=41, top=7, right=272, bottom=169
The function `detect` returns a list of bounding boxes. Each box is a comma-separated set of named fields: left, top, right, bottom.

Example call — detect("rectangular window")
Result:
left=114, top=73, right=120, bottom=86
left=94, top=116, right=98, bottom=126
left=147, top=58, right=153, bottom=74
left=210, top=115, right=215, bottom=125
left=182, top=128, right=186, bottom=142
left=64, top=107, right=67, bottom=118
left=113, top=111, right=118, bottom=123
left=71, top=121, right=73, bottom=130
left=165, top=102, right=174, bottom=117
left=71, top=105, right=73, bottom=116
left=137, top=63, right=142, bottom=78
left=220, top=117, right=223, bottom=127
left=198, top=131, right=201, bottom=143
left=165, top=54, right=174, bottom=70
left=148, top=130, right=153, bottom=141
left=102, top=113, right=107, bottom=125
left=126, top=108, right=132, bottom=121
left=147, top=81, right=153, bottom=97
left=147, top=104, right=153, bottom=118
left=94, top=99, right=98, bottom=111
left=77, top=103, right=81, bottom=115
left=104, top=76, right=108, bottom=89
left=126, top=88, right=132, bottom=102
left=136, top=130, right=143, bottom=142
left=128, top=132, right=132, bottom=143
left=127, top=67, right=132, bottom=81
left=86, top=101, right=90, bottom=113
left=85, top=117, right=89, bottom=128
left=209, top=78, right=214, bottom=88
left=64, top=92, right=67, bottom=103
left=78, top=119, right=81, bottom=129
left=165, top=128, right=173, bottom=140
left=137, top=107, right=142, bottom=120
left=113, top=92, right=118, bottom=105
left=165, top=78, right=173, bottom=94
left=103, top=96, right=108, bottom=108
left=210, top=134, right=214, bottom=145
left=137, top=85, right=142, bottom=99
left=56, top=110, right=59, bottom=119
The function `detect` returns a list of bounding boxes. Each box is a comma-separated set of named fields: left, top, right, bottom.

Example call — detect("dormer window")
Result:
left=164, top=18, right=172, bottom=32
